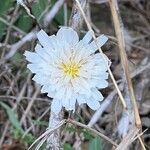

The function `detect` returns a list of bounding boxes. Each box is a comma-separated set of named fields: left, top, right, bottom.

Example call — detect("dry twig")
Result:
left=68, top=119, right=118, bottom=147
left=109, top=0, right=141, bottom=128
left=20, top=86, right=40, bottom=125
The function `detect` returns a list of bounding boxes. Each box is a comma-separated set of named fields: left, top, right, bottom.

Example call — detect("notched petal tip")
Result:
left=24, top=51, right=30, bottom=57
left=87, top=98, right=101, bottom=110
left=37, top=29, right=47, bottom=37
left=35, top=43, right=42, bottom=52
left=36, top=29, right=53, bottom=48
left=96, top=34, right=108, bottom=47
left=82, top=31, right=93, bottom=44
left=87, top=34, right=108, bottom=53
left=37, top=30, right=48, bottom=41
left=100, top=34, right=108, bottom=43
left=24, top=51, right=36, bottom=62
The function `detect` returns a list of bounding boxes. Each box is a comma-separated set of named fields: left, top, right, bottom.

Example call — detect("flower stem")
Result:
left=46, top=111, right=63, bottom=150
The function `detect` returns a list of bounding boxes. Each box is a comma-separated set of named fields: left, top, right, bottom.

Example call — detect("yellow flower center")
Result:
left=63, top=62, right=79, bottom=78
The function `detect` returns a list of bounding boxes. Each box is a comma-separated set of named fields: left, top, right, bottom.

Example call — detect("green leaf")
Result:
left=22, top=133, right=36, bottom=145
left=32, top=120, right=48, bottom=127
left=10, top=52, right=24, bottom=68
left=63, top=143, right=73, bottom=150
left=53, top=1, right=71, bottom=25
left=0, top=0, right=14, bottom=15
left=0, top=21, right=6, bottom=39
left=81, top=129, right=94, bottom=141
left=89, top=136, right=102, bottom=150
left=0, top=0, right=14, bottom=38
left=11, top=127, right=36, bottom=145
left=32, top=0, right=49, bottom=20
left=65, top=124, right=76, bottom=133
left=0, top=101, right=23, bottom=133
left=53, top=7, right=64, bottom=25
left=75, top=113, right=85, bottom=124
left=15, top=11, right=33, bottom=32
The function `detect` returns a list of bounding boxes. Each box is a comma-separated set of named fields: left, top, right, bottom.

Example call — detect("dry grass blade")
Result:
left=116, top=126, right=140, bottom=150
left=35, top=135, right=49, bottom=150
left=22, top=107, right=50, bottom=138
left=138, top=136, right=146, bottom=150
left=28, top=119, right=66, bottom=150
left=133, top=129, right=148, bottom=150
left=108, top=0, right=141, bottom=127
left=28, top=130, right=50, bottom=150
left=20, top=86, right=40, bottom=124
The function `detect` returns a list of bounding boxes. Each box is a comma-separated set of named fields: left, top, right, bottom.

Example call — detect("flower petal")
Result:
left=35, top=44, right=52, bottom=62
left=56, top=27, right=79, bottom=46
left=77, top=94, right=86, bottom=105
left=96, top=79, right=108, bottom=89
left=65, top=97, right=76, bottom=111
left=88, top=35, right=108, bottom=53
left=24, top=51, right=45, bottom=63
left=27, top=63, right=52, bottom=74
left=82, top=31, right=93, bottom=44
left=37, top=30, right=50, bottom=48
left=91, top=88, right=104, bottom=101
left=32, top=74, right=50, bottom=85
left=86, top=97, right=100, bottom=110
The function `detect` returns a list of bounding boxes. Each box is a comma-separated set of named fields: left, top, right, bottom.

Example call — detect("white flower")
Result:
left=24, top=27, right=110, bottom=114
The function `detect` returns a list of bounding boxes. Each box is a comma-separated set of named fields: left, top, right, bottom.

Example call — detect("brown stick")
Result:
left=108, top=0, right=141, bottom=128
left=108, top=0, right=146, bottom=149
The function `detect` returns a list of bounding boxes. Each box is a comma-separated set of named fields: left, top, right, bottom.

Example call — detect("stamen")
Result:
left=63, top=62, right=79, bottom=78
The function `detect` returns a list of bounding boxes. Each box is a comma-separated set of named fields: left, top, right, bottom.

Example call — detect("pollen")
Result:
left=63, top=62, right=79, bottom=78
